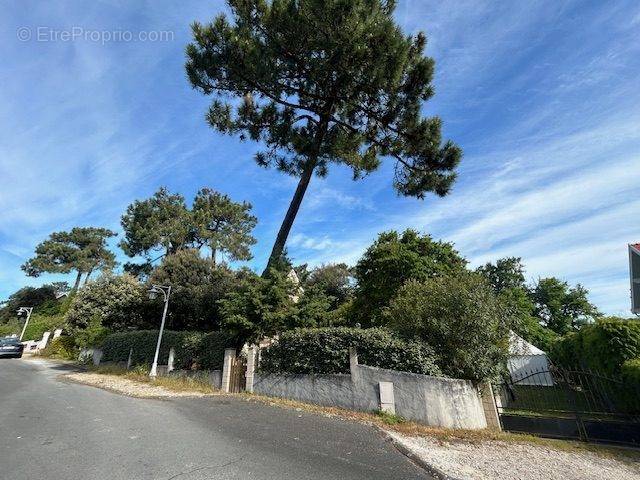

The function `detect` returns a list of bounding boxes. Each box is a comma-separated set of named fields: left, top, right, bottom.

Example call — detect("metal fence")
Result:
left=496, top=365, right=640, bottom=445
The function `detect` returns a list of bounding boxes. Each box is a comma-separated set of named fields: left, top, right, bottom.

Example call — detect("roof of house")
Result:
left=509, top=331, right=546, bottom=356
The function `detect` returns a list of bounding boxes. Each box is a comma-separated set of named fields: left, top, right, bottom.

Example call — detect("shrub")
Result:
left=100, top=330, right=234, bottom=370
left=101, top=330, right=195, bottom=369
left=385, top=273, right=514, bottom=382
left=197, top=331, right=235, bottom=370
left=66, top=274, right=149, bottom=334
left=72, top=315, right=111, bottom=348
left=350, top=229, right=468, bottom=327
left=550, top=317, right=640, bottom=374
left=622, top=358, right=640, bottom=390
left=40, top=336, right=78, bottom=360
left=259, top=327, right=441, bottom=376
left=22, top=314, right=65, bottom=342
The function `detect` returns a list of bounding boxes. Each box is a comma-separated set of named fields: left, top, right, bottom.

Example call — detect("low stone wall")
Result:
left=254, top=363, right=487, bottom=430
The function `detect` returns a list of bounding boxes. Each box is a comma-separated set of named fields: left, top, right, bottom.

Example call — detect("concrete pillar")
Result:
left=221, top=348, right=236, bottom=393
left=167, top=347, right=176, bottom=372
left=39, top=331, right=51, bottom=350
left=378, top=381, right=396, bottom=414
left=245, top=345, right=257, bottom=393
left=349, top=347, right=359, bottom=381
left=126, top=348, right=133, bottom=370
left=92, top=348, right=103, bottom=366
left=479, top=382, right=501, bottom=430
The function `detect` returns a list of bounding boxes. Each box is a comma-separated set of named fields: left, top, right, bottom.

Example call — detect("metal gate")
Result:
left=496, top=366, right=640, bottom=446
left=229, top=355, right=247, bottom=393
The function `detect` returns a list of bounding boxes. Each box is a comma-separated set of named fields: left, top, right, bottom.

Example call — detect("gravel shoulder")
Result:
left=387, top=431, right=640, bottom=480
left=64, top=372, right=215, bottom=398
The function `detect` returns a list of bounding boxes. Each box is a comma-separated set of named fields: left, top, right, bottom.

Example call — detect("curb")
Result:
left=376, top=427, right=463, bottom=480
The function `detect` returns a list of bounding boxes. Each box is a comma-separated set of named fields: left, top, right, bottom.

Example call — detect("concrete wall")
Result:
left=254, top=364, right=487, bottom=430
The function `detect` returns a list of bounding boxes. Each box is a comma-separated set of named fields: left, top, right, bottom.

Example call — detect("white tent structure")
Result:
left=507, top=332, right=554, bottom=386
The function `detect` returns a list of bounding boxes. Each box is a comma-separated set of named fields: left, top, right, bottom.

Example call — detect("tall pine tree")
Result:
left=186, top=0, right=462, bottom=271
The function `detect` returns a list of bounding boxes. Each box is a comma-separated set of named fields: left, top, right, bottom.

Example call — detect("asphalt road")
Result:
left=0, top=358, right=431, bottom=480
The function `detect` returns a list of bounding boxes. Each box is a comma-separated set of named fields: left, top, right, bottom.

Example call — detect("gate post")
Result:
left=245, top=345, right=258, bottom=393
left=479, top=382, right=501, bottom=430
left=221, top=348, right=236, bottom=393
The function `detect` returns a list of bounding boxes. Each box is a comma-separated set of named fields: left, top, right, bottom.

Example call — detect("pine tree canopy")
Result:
left=186, top=0, right=462, bottom=267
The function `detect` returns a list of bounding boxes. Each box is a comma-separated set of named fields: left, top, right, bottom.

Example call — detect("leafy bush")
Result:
left=72, top=315, right=111, bottom=348
left=622, top=358, right=640, bottom=390
left=148, top=250, right=237, bottom=331
left=100, top=330, right=233, bottom=370
left=101, top=330, right=194, bottom=369
left=550, top=317, right=640, bottom=374
left=350, top=229, right=468, bottom=327
left=40, top=336, right=78, bottom=360
left=259, top=327, right=441, bottom=376
left=197, top=331, right=235, bottom=370
left=22, top=314, right=65, bottom=342
left=385, top=273, right=514, bottom=382
left=66, top=274, right=150, bottom=334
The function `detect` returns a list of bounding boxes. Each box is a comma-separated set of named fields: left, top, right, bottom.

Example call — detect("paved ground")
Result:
left=0, top=358, right=430, bottom=479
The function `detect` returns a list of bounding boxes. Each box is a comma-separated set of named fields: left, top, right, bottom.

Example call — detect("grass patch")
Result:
left=89, top=364, right=217, bottom=395
left=375, top=410, right=406, bottom=425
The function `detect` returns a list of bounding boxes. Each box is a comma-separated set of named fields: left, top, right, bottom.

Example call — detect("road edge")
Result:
left=376, top=426, right=462, bottom=480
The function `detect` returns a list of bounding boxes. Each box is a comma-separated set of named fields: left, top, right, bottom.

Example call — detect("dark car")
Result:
left=0, top=337, right=24, bottom=358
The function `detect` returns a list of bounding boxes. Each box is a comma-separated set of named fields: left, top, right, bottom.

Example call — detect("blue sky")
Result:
left=1, top=0, right=639, bottom=315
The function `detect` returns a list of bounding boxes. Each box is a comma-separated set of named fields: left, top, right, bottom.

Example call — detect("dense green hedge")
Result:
left=100, top=330, right=232, bottom=370
left=198, top=331, right=235, bottom=370
left=40, top=336, right=78, bottom=360
left=550, top=317, right=640, bottom=374
left=259, top=327, right=441, bottom=376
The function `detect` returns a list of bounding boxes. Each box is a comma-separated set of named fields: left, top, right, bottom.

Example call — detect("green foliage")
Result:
left=219, top=268, right=298, bottom=345
left=530, top=277, right=600, bottom=335
left=351, top=229, right=467, bottom=326
left=0, top=321, right=20, bottom=337
left=101, top=330, right=193, bottom=369
left=73, top=315, right=111, bottom=348
left=66, top=274, right=149, bottom=334
left=0, top=284, right=59, bottom=322
left=375, top=410, right=406, bottom=425
left=259, top=327, right=441, bottom=376
left=192, top=188, right=257, bottom=264
left=148, top=249, right=237, bottom=331
left=516, top=315, right=560, bottom=353
left=476, top=258, right=558, bottom=352
left=100, top=330, right=233, bottom=370
left=386, top=273, right=513, bottom=382
left=120, top=187, right=257, bottom=268
left=120, top=187, right=192, bottom=259
left=186, top=0, right=461, bottom=266
left=622, top=358, right=640, bottom=391
left=550, top=317, right=640, bottom=374
left=21, top=227, right=116, bottom=289
left=21, top=314, right=65, bottom=342
left=477, top=257, right=527, bottom=293
left=40, top=336, right=78, bottom=360
left=298, top=263, right=355, bottom=310
left=197, top=331, right=235, bottom=370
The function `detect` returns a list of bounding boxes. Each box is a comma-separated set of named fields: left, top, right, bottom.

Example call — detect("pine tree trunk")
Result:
left=72, top=271, right=82, bottom=291
left=83, top=268, right=93, bottom=285
left=264, top=159, right=316, bottom=273
left=211, top=248, right=217, bottom=266
left=263, top=116, right=331, bottom=275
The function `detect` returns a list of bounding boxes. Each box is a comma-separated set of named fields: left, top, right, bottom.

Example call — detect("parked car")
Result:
left=0, top=337, right=24, bottom=358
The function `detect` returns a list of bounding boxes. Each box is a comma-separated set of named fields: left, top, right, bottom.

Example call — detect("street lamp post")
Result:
left=148, top=285, right=171, bottom=378
left=17, top=307, right=34, bottom=341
